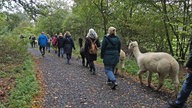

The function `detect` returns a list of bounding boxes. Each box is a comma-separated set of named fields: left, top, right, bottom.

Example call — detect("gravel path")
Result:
left=29, top=48, right=173, bottom=108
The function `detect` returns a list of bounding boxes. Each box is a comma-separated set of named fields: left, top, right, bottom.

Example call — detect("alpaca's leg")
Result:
left=82, top=56, right=85, bottom=66
left=114, top=66, right=118, bottom=75
left=171, top=73, right=180, bottom=98
left=121, top=59, right=125, bottom=77
left=86, top=57, right=89, bottom=67
left=156, top=74, right=165, bottom=91
left=138, top=70, right=146, bottom=85
left=81, top=54, right=85, bottom=66
left=121, top=59, right=125, bottom=69
left=147, top=72, right=152, bottom=88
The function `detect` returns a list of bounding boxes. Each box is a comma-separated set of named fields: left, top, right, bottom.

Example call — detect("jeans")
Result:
left=176, top=72, right=192, bottom=105
left=46, top=46, right=50, bottom=52
left=58, top=47, right=64, bottom=57
left=46, top=43, right=50, bottom=52
left=104, top=66, right=116, bottom=82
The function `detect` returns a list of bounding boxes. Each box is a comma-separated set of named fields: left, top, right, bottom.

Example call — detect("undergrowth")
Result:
left=0, top=35, right=39, bottom=108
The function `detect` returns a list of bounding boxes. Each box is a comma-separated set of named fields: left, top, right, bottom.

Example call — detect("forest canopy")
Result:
left=1, top=0, right=192, bottom=65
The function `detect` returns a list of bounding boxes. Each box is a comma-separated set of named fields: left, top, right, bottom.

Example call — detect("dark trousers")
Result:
left=89, top=60, right=95, bottom=72
left=39, top=46, right=45, bottom=55
left=58, top=47, right=64, bottom=57
left=66, top=53, right=72, bottom=64
left=32, top=41, right=36, bottom=48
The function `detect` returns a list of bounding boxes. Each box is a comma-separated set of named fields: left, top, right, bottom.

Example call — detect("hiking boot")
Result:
left=67, top=59, right=70, bottom=65
left=168, top=100, right=184, bottom=108
left=111, top=82, right=118, bottom=90
left=92, top=71, right=96, bottom=75
left=89, top=68, right=92, bottom=72
left=42, top=53, right=45, bottom=56
left=106, top=79, right=112, bottom=86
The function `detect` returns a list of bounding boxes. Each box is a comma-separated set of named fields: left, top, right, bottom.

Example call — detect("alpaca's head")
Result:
left=128, top=41, right=138, bottom=51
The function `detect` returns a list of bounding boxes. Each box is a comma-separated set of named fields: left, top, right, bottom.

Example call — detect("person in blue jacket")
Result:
left=38, top=32, right=48, bottom=56
left=168, top=38, right=192, bottom=108
left=101, top=27, right=121, bottom=90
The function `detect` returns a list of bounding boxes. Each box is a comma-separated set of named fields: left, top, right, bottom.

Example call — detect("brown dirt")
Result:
left=32, top=56, right=45, bottom=108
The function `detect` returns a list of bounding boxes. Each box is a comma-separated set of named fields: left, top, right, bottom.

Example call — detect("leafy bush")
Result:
left=0, top=36, right=28, bottom=67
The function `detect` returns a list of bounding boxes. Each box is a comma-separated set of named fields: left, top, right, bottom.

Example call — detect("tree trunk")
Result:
left=161, top=0, right=174, bottom=56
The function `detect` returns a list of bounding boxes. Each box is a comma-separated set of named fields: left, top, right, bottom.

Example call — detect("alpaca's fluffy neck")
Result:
left=133, top=46, right=142, bottom=59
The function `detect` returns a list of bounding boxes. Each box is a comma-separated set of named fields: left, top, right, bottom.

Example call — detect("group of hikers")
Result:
left=35, top=27, right=120, bottom=90
left=37, top=31, right=75, bottom=65
left=29, top=26, right=192, bottom=108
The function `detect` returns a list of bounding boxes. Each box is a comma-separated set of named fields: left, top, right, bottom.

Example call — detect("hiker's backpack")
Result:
left=88, top=38, right=98, bottom=54
left=52, top=36, right=57, bottom=46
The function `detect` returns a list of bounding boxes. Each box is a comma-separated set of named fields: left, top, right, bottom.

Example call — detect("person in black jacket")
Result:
left=31, top=35, right=36, bottom=48
left=168, top=38, right=192, bottom=108
left=101, top=27, right=121, bottom=90
left=57, top=33, right=65, bottom=57
left=84, top=28, right=100, bottom=75
left=63, top=31, right=75, bottom=64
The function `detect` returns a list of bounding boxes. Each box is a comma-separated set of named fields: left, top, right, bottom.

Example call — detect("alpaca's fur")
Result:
left=128, top=41, right=180, bottom=96
left=115, top=49, right=126, bottom=76
left=35, top=40, right=38, bottom=47
left=79, top=38, right=89, bottom=67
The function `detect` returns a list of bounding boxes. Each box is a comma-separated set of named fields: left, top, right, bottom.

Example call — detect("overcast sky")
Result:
left=1, top=0, right=74, bottom=13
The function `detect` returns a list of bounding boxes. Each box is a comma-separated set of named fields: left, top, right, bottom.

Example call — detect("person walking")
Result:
left=38, top=32, right=48, bottom=56
left=57, top=33, right=65, bottom=57
left=31, top=35, right=36, bottom=48
left=84, top=28, right=100, bottom=75
left=168, top=38, right=192, bottom=108
left=29, top=35, right=33, bottom=47
left=52, top=34, right=58, bottom=54
left=46, top=35, right=51, bottom=53
left=63, top=31, right=75, bottom=64
left=100, top=27, right=121, bottom=90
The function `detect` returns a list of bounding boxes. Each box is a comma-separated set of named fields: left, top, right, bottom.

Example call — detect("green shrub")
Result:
left=0, top=36, right=28, bottom=66
left=125, top=58, right=139, bottom=75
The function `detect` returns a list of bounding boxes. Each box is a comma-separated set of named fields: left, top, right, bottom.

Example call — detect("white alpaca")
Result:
left=128, top=41, right=180, bottom=96
left=115, top=49, right=126, bottom=76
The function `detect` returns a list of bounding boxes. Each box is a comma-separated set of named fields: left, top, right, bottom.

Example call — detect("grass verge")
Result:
left=0, top=56, right=39, bottom=108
